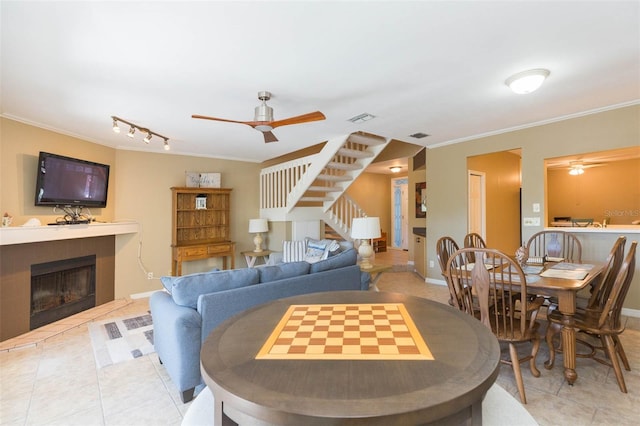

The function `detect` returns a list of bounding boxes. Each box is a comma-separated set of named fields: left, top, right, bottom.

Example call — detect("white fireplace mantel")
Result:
left=0, top=221, right=139, bottom=246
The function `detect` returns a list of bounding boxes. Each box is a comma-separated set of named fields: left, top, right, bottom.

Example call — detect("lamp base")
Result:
left=358, top=240, right=374, bottom=269
left=253, top=233, right=263, bottom=252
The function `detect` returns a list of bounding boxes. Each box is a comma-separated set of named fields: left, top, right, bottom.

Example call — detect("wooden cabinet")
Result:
left=373, top=232, right=387, bottom=253
left=171, top=187, right=235, bottom=276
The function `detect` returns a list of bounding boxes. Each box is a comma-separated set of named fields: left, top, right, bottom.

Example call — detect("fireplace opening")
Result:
left=30, top=255, right=96, bottom=330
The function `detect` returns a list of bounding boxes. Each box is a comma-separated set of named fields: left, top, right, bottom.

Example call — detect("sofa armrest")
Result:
left=149, top=291, right=203, bottom=394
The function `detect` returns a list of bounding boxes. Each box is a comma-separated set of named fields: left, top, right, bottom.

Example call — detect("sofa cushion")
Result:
left=258, top=261, right=310, bottom=283
left=309, top=248, right=358, bottom=273
left=163, top=268, right=260, bottom=308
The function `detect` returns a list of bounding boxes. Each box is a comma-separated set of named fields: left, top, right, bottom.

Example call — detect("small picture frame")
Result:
left=195, top=194, right=207, bottom=210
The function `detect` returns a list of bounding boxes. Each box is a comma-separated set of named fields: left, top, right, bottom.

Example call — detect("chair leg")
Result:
left=603, top=335, right=627, bottom=393
left=180, top=387, right=195, bottom=403
left=530, top=336, right=541, bottom=378
left=509, top=343, right=527, bottom=404
left=612, top=335, right=631, bottom=371
left=544, top=322, right=560, bottom=370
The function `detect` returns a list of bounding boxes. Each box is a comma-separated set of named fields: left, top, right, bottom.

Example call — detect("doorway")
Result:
left=391, top=177, right=409, bottom=250
left=468, top=170, right=486, bottom=238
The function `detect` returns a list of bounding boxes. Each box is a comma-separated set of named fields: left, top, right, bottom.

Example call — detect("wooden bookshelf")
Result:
left=171, top=187, right=235, bottom=275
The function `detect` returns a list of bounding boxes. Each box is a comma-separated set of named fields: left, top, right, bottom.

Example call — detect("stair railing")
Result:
left=260, top=155, right=315, bottom=209
left=324, top=193, right=367, bottom=240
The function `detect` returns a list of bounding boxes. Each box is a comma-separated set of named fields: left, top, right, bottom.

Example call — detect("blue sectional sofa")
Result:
left=149, top=248, right=369, bottom=403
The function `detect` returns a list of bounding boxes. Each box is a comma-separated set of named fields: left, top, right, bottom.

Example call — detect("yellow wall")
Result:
left=547, top=158, right=640, bottom=225
left=426, top=104, right=640, bottom=310
left=1, top=118, right=261, bottom=297
left=346, top=171, right=394, bottom=238
left=467, top=150, right=522, bottom=253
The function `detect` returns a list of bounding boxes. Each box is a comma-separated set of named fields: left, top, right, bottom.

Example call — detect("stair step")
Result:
left=300, top=196, right=333, bottom=202
left=337, top=148, right=374, bottom=159
left=316, top=174, right=351, bottom=182
left=307, top=186, right=342, bottom=192
left=347, top=133, right=386, bottom=146
left=326, top=161, right=362, bottom=171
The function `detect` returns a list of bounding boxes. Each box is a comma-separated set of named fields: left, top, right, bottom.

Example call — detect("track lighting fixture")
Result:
left=111, top=116, right=170, bottom=150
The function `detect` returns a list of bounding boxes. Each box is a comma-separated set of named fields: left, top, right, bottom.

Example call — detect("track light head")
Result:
left=163, top=139, right=170, bottom=151
left=112, top=118, right=120, bottom=133
left=127, top=126, right=136, bottom=138
left=144, top=132, right=152, bottom=144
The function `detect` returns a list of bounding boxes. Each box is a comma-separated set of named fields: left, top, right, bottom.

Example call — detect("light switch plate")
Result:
left=532, top=203, right=540, bottom=213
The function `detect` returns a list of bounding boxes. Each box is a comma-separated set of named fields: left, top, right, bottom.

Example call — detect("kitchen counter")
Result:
left=413, top=227, right=426, bottom=237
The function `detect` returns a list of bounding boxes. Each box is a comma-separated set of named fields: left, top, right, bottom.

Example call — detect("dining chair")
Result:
left=526, top=230, right=582, bottom=262
left=463, top=232, right=486, bottom=263
left=544, top=241, right=637, bottom=393
left=544, top=236, right=627, bottom=368
left=436, top=236, right=460, bottom=306
left=446, top=247, right=544, bottom=403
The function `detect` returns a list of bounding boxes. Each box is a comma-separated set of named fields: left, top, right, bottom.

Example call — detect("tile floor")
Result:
left=1, top=248, right=638, bottom=425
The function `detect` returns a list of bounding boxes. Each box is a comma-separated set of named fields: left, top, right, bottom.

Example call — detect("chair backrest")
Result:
left=586, top=236, right=626, bottom=311
left=463, top=233, right=486, bottom=262
left=526, top=231, right=582, bottom=261
left=447, top=247, right=532, bottom=339
left=597, top=241, right=637, bottom=331
left=436, top=236, right=459, bottom=277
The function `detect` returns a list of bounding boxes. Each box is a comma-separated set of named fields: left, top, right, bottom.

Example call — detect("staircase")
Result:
left=260, top=132, right=390, bottom=239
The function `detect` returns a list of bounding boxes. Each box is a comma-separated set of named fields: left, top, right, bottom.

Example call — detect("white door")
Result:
left=468, top=171, right=486, bottom=238
left=391, top=177, right=409, bottom=249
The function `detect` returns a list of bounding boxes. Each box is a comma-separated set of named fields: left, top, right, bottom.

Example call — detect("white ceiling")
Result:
left=2, top=1, right=639, bottom=165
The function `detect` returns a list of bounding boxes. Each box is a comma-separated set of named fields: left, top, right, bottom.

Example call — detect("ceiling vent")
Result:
left=348, top=113, right=376, bottom=123
left=410, top=132, right=430, bottom=139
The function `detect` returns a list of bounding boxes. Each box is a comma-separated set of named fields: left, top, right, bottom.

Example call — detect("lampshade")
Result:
left=248, top=218, right=269, bottom=233
left=351, top=217, right=381, bottom=239
left=505, top=69, right=550, bottom=94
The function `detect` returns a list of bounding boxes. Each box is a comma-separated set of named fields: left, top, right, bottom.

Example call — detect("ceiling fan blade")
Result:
left=270, top=111, right=326, bottom=129
left=192, top=114, right=254, bottom=126
left=262, top=130, right=279, bottom=143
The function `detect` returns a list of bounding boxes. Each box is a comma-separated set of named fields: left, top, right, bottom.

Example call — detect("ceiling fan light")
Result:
left=505, top=69, right=550, bottom=94
left=254, top=124, right=273, bottom=132
left=569, top=167, right=584, bottom=175
left=127, top=126, right=136, bottom=138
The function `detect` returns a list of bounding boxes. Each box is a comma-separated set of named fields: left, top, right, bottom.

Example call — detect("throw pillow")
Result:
left=304, top=238, right=342, bottom=259
left=258, top=261, right=310, bottom=283
left=283, top=240, right=306, bottom=262
left=304, top=240, right=327, bottom=263
left=309, top=248, right=358, bottom=273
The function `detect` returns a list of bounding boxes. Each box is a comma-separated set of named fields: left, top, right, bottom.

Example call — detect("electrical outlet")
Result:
left=429, top=260, right=435, bottom=268
left=147, top=272, right=153, bottom=280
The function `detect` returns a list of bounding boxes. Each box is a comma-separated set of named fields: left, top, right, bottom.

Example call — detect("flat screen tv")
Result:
left=34, top=151, right=110, bottom=208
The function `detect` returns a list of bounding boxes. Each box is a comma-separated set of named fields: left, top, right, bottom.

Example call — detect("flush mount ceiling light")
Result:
left=505, top=68, right=550, bottom=94
left=111, top=116, right=170, bottom=150
left=389, top=166, right=402, bottom=173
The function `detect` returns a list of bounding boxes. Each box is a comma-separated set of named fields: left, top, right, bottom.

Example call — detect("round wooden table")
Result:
left=201, top=291, right=500, bottom=425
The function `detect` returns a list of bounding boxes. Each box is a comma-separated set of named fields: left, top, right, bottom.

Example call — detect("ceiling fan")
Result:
left=192, top=91, right=326, bottom=143
left=565, top=160, right=605, bottom=175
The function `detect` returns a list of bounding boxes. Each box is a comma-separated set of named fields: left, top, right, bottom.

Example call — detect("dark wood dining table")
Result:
left=201, top=290, right=500, bottom=425
left=523, top=261, right=604, bottom=385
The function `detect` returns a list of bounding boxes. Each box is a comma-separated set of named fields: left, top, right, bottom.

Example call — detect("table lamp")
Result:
left=351, top=217, right=381, bottom=269
left=249, top=218, right=269, bottom=252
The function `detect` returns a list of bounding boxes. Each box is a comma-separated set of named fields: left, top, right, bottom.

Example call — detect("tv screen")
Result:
left=35, top=152, right=110, bottom=208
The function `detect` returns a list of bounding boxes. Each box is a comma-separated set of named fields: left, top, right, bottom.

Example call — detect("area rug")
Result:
left=88, top=313, right=154, bottom=368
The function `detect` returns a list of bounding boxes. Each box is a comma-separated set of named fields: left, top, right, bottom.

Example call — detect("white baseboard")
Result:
left=130, top=290, right=157, bottom=299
